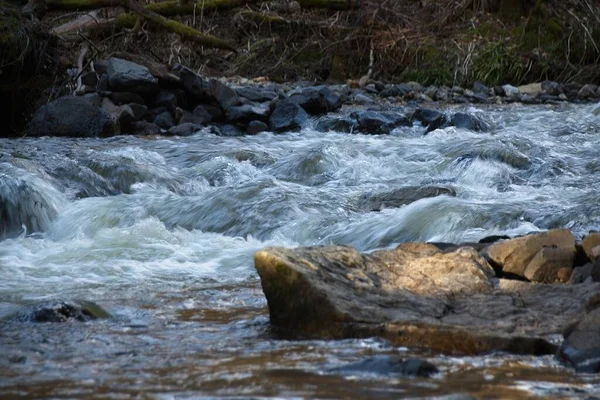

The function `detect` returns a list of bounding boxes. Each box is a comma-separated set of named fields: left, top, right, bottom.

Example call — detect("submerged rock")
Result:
left=358, top=185, right=456, bottom=211
left=329, top=355, right=438, bottom=377
left=10, top=300, right=110, bottom=323
left=411, top=108, right=448, bottom=133
left=28, top=96, right=118, bottom=138
left=255, top=243, right=599, bottom=356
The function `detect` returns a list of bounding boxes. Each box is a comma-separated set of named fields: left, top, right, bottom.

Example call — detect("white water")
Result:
left=1, top=103, right=600, bottom=398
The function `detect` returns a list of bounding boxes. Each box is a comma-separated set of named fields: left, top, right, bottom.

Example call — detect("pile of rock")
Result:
left=254, top=229, right=600, bottom=373
left=27, top=57, right=343, bottom=138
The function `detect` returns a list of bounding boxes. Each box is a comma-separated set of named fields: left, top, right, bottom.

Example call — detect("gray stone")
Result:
left=110, top=91, right=145, bottom=105
left=542, top=80, right=563, bottom=95
left=350, top=110, right=410, bottom=135
left=129, top=121, right=163, bottom=136
left=106, top=57, right=158, bottom=93
left=153, top=90, right=180, bottom=112
left=192, top=105, right=213, bottom=124
left=451, top=112, right=489, bottom=131
left=209, top=79, right=241, bottom=110
left=329, top=356, right=438, bottom=377
left=246, top=120, right=269, bottom=135
left=352, top=93, right=375, bottom=104
left=128, top=103, right=148, bottom=121
left=154, top=111, right=176, bottom=129
left=269, top=99, right=309, bottom=132
left=502, top=84, right=520, bottom=97
left=315, top=116, right=357, bottom=133
left=411, top=108, right=448, bottom=133
left=167, top=122, right=201, bottom=137
left=288, top=86, right=341, bottom=115
left=176, top=108, right=208, bottom=126
left=235, top=86, right=278, bottom=102
left=225, top=103, right=271, bottom=123
left=578, top=84, right=599, bottom=99
left=175, top=65, right=211, bottom=101
left=28, top=96, right=118, bottom=138
left=472, top=81, right=489, bottom=95
left=101, top=97, right=135, bottom=127
left=93, top=60, right=108, bottom=74
left=558, top=299, right=600, bottom=373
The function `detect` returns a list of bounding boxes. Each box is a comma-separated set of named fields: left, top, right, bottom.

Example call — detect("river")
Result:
left=1, top=103, right=600, bottom=399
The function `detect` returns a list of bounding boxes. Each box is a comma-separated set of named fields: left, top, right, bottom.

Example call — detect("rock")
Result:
left=520, top=94, right=539, bottom=104
left=106, top=57, right=158, bottom=93
left=225, top=103, right=271, bottom=124
left=130, top=121, right=163, bottom=136
left=315, top=116, right=356, bottom=133
left=380, top=85, right=410, bottom=98
left=209, top=79, right=241, bottom=110
left=472, top=81, right=489, bottom=95
left=523, top=246, right=576, bottom=283
left=502, top=84, right=520, bottom=97
left=451, top=86, right=465, bottom=95
left=153, top=90, right=179, bottom=112
left=153, top=111, right=176, bottom=130
left=352, top=93, right=375, bottom=104
left=493, top=86, right=506, bottom=96
left=128, top=103, right=148, bottom=121
left=176, top=65, right=211, bottom=101
left=434, top=86, right=450, bottom=102
left=101, top=98, right=135, bottom=128
left=144, top=106, right=168, bottom=122
left=593, top=106, right=600, bottom=116
left=479, top=235, right=510, bottom=244
left=450, top=112, right=489, bottom=131
left=329, top=356, right=438, bottom=377
left=247, top=120, right=269, bottom=135
left=97, top=73, right=109, bottom=92
left=191, top=105, right=213, bottom=124
left=578, top=84, right=599, bottom=99
left=411, top=109, right=448, bottom=133
left=93, top=59, right=108, bottom=74
left=564, top=83, right=583, bottom=96
left=81, top=92, right=102, bottom=107
left=12, top=300, right=110, bottom=323
left=556, top=267, right=573, bottom=283
left=268, top=99, right=309, bottom=132
left=288, top=86, right=342, bottom=114
left=414, top=93, right=434, bottom=102
left=167, top=122, right=201, bottom=136
left=28, top=96, right=118, bottom=138
left=350, top=110, right=410, bottom=134
left=483, top=229, right=576, bottom=278
left=236, top=86, right=278, bottom=102
left=542, top=80, right=563, bottom=95
left=406, top=81, right=423, bottom=92
left=518, top=83, right=542, bottom=95
left=583, top=232, right=600, bottom=261
left=558, top=301, right=600, bottom=373
left=358, top=186, right=456, bottom=211
left=217, top=124, right=244, bottom=137
left=424, top=86, right=438, bottom=99
left=110, top=91, right=145, bottom=106
left=176, top=108, right=208, bottom=126
left=255, top=244, right=600, bottom=355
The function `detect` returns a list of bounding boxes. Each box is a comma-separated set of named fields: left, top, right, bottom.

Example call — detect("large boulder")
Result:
left=411, top=108, right=448, bottom=133
left=236, top=86, right=278, bottom=102
left=28, top=96, right=118, bottom=137
left=483, top=229, right=576, bottom=279
left=358, top=185, right=456, bottom=211
left=209, top=79, right=241, bottom=111
left=106, top=57, right=158, bottom=93
left=225, top=103, right=271, bottom=124
left=269, top=99, right=309, bottom=132
left=288, top=86, right=343, bottom=115
left=350, top=110, right=410, bottom=134
left=558, top=297, right=600, bottom=373
left=255, top=243, right=600, bottom=357
left=582, top=232, right=600, bottom=261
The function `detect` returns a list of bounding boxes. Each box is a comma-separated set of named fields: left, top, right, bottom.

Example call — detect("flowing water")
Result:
left=1, top=103, right=600, bottom=399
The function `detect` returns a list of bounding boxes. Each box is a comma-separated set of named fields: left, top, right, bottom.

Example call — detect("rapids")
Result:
left=1, top=103, right=600, bottom=399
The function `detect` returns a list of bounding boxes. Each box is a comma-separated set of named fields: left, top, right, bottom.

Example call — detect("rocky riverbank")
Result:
left=24, top=55, right=600, bottom=139
left=255, top=229, right=600, bottom=373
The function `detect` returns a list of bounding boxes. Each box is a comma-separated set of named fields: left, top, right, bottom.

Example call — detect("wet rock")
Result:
left=167, top=122, right=201, bottom=136
left=406, top=81, right=423, bottom=92
left=451, top=86, right=465, bottom=95
left=350, top=110, right=410, bottom=134
left=564, top=83, right=583, bottom=96
left=359, top=186, right=456, bottom=211
left=542, top=81, right=563, bottom=95
left=502, top=84, right=520, bottom=97
left=352, top=93, right=375, bottom=104
left=493, top=86, right=506, bottom=96
left=236, top=86, right=278, bottom=102
left=176, top=65, right=211, bottom=101
left=269, top=99, right=309, bottom=132
left=524, top=246, right=576, bottom=283
left=209, top=79, right=241, bottom=111
left=130, top=121, right=163, bottom=136
left=483, top=229, right=576, bottom=278
left=434, top=86, right=450, bottom=102
left=225, top=103, right=271, bottom=124
left=380, top=85, right=410, bottom=98
left=12, top=300, right=110, bottom=323
left=255, top=244, right=600, bottom=355
left=81, top=92, right=102, bottom=107
left=128, top=103, right=148, bottom=121
left=144, top=106, right=169, bottom=122
left=593, top=106, right=600, bottom=116
left=558, top=300, right=600, bottom=373
left=582, top=232, right=600, bottom=261
left=176, top=108, right=208, bottom=126
left=414, top=93, right=433, bottom=102
left=450, top=112, right=489, bottom=131
left=154, top=110, right=176, bottom=130
left=315, top=116, right=356, bottom=133
left=106, top=57, right=158, bottom=93
left=191, top=105, right=213, bottom=124
left=247, top=120, right=269, bottom=135
left=153, top=90, right=180, bottom=112
left=412, top=109, right=448, bottom=133
left=288, top=86, right=342, bottom=114
left=569, top=262, right=600, bottom=284
left=330, top=356, right=438, bottom=377
left=520, top=94, right=539, bottom=104
left=424, top=86, right=438, bottom=99
left=479, top=235, right=510, bottom=244
left=28, top=96, right=118, bottom=138
left=110, top=91, right=145, bottom=106
left=578, top=84, right=598, bottom=99
left=101, top=98, right=135, bottom=127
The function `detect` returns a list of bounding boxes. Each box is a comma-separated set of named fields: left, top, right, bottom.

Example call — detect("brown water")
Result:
left=1, top=104, right=600, bottom=398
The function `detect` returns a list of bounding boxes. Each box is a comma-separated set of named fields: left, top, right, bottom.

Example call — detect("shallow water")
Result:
left=1, top=103, right=600, bottom=399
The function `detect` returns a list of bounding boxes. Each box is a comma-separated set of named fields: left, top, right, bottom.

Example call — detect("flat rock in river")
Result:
left=255, top=243, right=599, bottom=356
left=358, top=185, right=456, bottom=211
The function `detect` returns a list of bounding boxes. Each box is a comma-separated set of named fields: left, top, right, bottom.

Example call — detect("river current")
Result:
left=1, top=103, right=600, bottom=399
